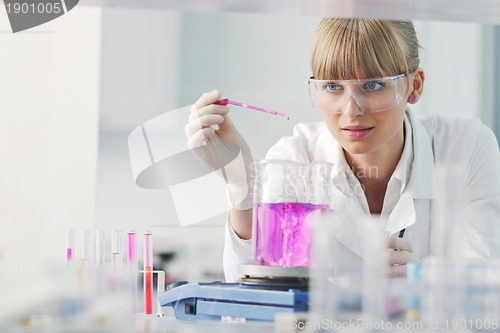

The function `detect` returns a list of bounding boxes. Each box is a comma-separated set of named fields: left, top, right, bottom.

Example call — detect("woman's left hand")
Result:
left=387, top=237, right=419, bottom=278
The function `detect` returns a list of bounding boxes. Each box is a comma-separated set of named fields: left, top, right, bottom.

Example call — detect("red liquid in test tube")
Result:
left=144, top=231, right=153, bottom=314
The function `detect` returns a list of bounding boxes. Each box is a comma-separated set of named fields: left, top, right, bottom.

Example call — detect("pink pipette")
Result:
left=215, top=98, right=291, bottom=120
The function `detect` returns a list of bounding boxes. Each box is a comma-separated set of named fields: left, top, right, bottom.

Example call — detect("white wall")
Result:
left=96, top=8, right=180, bottom=230
left=413, top=20, right=496, bottom=127
left=0, top=5, right=101, bottom=318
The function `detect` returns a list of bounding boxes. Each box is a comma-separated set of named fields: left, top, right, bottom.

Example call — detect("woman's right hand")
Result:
left=185, top=91, right=254, bottom=213
left=186, top=90, right=254, bottom=237
left=185, top=90, right=252, bottom=172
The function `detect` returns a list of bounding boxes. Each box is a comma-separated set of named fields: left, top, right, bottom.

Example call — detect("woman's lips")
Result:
left=341, top=126, right=374, bottom=140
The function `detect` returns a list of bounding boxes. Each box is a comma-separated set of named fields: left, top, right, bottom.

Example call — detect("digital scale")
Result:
left=159, top=264, right=309, bottom=322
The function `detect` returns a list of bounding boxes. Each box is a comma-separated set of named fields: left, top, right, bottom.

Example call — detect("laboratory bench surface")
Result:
left=0, top=312, right=275, bottom=333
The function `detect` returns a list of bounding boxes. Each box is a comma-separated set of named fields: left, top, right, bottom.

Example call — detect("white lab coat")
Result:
left=223, top=110, right=500, bottom=282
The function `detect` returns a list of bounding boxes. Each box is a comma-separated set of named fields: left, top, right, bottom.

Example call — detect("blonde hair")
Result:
left=311, top=18, right=420, bottom=80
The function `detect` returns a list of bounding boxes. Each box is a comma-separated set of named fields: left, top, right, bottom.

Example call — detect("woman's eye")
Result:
left=364, top=81, right=385, bottom=91
left=323, top=83, right=343, bottom=92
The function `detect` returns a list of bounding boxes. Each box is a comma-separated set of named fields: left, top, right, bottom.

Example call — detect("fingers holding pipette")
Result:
left=186, top=90, right=229, bottom=142
left=192, top=89, right=224, bottom=112
left=186, top=113, right=224, bottom=136
left=190, top=103, right=229, bottom=122
left=189, top=90, right=242, bottom=136
left=189, top=91, right=227, bottom=121
left=186, top=90, right=250, bottom=158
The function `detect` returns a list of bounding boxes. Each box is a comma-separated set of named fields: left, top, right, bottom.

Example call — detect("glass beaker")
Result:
left=252, top=160, right=332, bottom=267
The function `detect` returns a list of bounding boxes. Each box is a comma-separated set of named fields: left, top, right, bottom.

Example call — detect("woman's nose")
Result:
left=341, top=94, right=364, bottom=117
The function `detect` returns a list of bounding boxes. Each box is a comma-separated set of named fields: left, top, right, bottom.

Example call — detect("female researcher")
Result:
left=185, top=18, right=500, bottom=282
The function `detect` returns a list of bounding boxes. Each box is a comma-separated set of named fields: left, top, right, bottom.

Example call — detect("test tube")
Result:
left=111, top=230, right=122, bottom=266
left=127, top=231, right=137, bottom=268
left=128, top=231, right=138, bottom=313
left=80, top=229, right=89, bottom=263
left=66, top=229, right=75, bottom=262
left=144, top=231, right=153, bottom=314
left=95, top=230, right=105, bottom=266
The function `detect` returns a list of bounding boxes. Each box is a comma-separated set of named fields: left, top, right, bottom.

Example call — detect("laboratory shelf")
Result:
left=81, top=0, right=500, bottom=25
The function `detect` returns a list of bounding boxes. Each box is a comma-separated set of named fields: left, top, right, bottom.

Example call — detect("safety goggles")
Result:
left=308, top=73, right=407, bottom=114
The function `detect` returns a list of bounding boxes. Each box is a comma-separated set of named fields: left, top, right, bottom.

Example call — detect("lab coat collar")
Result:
left=405, top=109, right=437, bottom=200
left=392, top=115, right=413, bottom=194
left=384, top=110, right=437, bottom=235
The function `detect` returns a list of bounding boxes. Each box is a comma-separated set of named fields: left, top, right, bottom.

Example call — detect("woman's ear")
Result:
left=408, top=67, right=425, bottom=104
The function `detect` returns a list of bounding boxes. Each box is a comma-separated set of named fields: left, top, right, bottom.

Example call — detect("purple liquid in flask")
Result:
left=253, top=202, right=329, bottom=267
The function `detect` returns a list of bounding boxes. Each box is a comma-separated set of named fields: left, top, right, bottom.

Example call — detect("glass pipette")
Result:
left=215, top=98, right=291, bottom=120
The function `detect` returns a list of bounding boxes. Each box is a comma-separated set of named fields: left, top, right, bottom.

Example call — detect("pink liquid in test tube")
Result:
left=66, top=229, right=75, bottom=262
left=127, top=231, right=137, bottom=267
left=144, top=231, right=153, bottom=314
left=128, top=231, right=138, bottom=313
